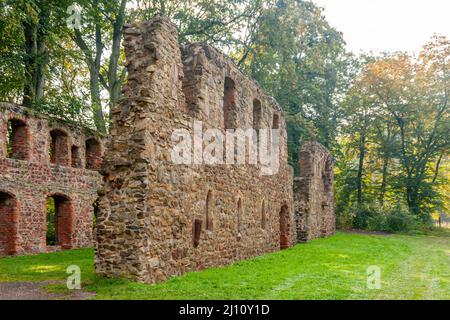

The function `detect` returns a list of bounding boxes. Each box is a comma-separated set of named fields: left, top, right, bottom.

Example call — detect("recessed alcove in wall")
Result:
left=46, top=194, right=73, bottom=249
left=0, top=192, right=18, bottom=256
left=6, top=119, right=30, bottom=160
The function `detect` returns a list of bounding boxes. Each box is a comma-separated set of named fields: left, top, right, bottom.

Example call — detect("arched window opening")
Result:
left=323, top=157, right=333, bottom=193
left=193, top=219, right=202, bottom=248
left=71, top=145, right=82, bottom=168
left=261, top=200, right=266, bottom=229
left=272, top=113, right=280, bottom=129
left=0, top=192, right=18, bottom=256
left=253, top=99, right=262, bottom=130
left=46, top=195, right=73, bottom=249
left=223, top=77, right=237, bottom=129
left=279, top=205, right=289, bottom=249
left=253, top=99, right=262, bottom=145
left=85, top=138, right=102, bottom=170
left=50, top=130, right=69, bottom=166
left=205, top=191, right=213, bottom=231
left=93, top=198, right=100, bottom=232
left=237, top=198, right=243, bottom=241
left=6, top=119, right=30, bottom=160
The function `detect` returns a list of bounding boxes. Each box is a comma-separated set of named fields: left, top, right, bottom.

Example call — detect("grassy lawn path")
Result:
left=369, top=234, right=450, bottom=300
left=0, top=232, right=448, bottom=300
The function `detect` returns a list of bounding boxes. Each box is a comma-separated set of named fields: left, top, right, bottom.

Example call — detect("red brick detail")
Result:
left=85, top=138, right=102, bottom=170
left=0, top=192, right=18, bottom=256
left=8, top=119, right=30, bottom=161
left=51, top=195, right=73, bottom=249
left=0, top=102, right=104, bottom=256
left=50, top=130, right=70, bottom=166
left=279, top=205, right=290, bottom=249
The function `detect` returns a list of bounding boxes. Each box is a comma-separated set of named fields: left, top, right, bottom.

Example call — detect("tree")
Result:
left=236, top=0, right=353, bottom=170
left=342, top=84, right=373, bottom=205
left=0, top=0, right=94, bottom=126
left=2, top=0, right=70, bottom=107
left=347, top=37, right=449, bottom=220
left=68, top=0, right=261, bottom=132
left=69, top=0, right=127, bottom=132
left=0, top=3, right=25, bottom=102
left=131, top=0, right=262, bottom=48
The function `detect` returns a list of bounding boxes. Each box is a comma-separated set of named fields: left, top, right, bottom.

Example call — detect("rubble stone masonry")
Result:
left=0, top=17, right=335, bottom=281
left=95, top=17, right=335, bottom=284
left=294, top=142, right=335, bottom=242
left=95, top=17, right=295, bottom=283
left=0, top=103, right=103, bottom=256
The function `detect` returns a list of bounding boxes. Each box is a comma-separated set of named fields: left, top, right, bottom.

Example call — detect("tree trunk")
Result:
left=35, top=16, right=49, bottom=101
left=74, top=6, right=107, bottom=133
left=408, top=187, right=420, bottom=216
left=22, top=5, right=49, bottom=108
left=379, top=157, right=388, bottom=204
left=107, top=0, right=127, bottom=115
left=88, top=67, right=105, bottom=133
left=22, top=20, right=37, bottom=108
left=356, top=133, right=366, bottom=205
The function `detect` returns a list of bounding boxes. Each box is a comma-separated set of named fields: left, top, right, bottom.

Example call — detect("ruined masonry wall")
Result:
left=95, top=17, right=295, bottom=283
left=0, top=103, right=103, bottom=256
left=294, top=142, right=335, bottom=242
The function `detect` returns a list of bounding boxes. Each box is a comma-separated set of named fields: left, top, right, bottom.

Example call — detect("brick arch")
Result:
left=279, top=204, right=290, bottom=249
left=49, top=129, right=70, bottom=166
left=0, top=191, right=19, bottom=256
left=46, top=193, right=73, bottom=249
left=85, top=138, right=102, bottom=170
left=6, top=118, right=31, bottom=160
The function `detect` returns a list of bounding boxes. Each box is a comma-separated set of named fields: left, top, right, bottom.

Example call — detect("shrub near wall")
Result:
left=367, top=205, right=421, bottom=233
left=337, top=203, right=429, bottom=233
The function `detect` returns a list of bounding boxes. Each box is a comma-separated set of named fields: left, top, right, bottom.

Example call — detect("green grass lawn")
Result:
left=0, top=231, right=448, bottom=300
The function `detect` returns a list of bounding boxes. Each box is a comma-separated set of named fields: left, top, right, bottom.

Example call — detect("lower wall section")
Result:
left=0, top=158, right=101, bottom=256
left=95, top=163, right=295, bottom=284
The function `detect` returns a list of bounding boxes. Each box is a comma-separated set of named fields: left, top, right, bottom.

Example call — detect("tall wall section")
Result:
left=294, top=142, right=335, bottom=242
left=95, top=17, right=295, bottom=283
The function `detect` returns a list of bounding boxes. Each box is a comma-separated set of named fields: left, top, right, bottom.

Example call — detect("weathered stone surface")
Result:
left=294, top=142, right=335, bottom=242
left=95, top=17, right=296, bottom=284
left=0, top=17, right=336, bottom=282
left=0, top=103, right=103, bottom=256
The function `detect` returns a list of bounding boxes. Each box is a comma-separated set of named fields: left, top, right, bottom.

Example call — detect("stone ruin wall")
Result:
left=0, top=103, right=103, bottom=256
left=294, top=142, right=335, bottom=242
left=95, top=17, right=295, bottom=283
left=0, top=16, right=336, bottom=282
